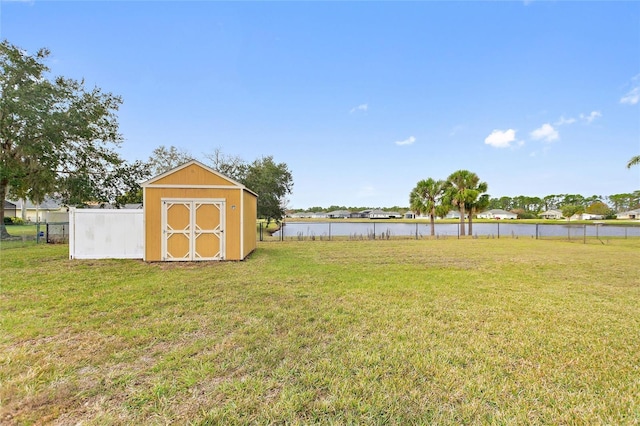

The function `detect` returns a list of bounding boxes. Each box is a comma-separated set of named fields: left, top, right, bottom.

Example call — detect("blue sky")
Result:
left=2, top=1, right=639, bottom=209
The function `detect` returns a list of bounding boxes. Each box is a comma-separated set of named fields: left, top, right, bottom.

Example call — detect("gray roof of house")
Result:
left=8, top=196, right=63, bottom=210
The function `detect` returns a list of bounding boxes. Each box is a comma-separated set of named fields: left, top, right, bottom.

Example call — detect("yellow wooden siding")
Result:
left=144, top=187, right=243, bottom=261
left=152, top=163, right=236, bottom=186
left=243, top=190, right=257, bottom=257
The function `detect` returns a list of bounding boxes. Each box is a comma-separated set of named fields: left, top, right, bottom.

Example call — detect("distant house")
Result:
left=539, top=209, right=563, bottom=220
left=405, top=212, right=430, bottom=219
left=327, top=210, right=352, bottom=219
left=444, top=210, right=469, bottom=220
left=289, top=212, right=311, bottom=219
left=3, top=200, right=17, bottom=219
left=477, top=209, right=517, bottom=220
left=571, top=213, right=605, bottom=221
left=9, top=197, right=67, bottom=222
left=366, top=209, right=402, bottom=219
left=310, top=212, right=329, bottom=219
left=616, top=209, right=640, bottom=220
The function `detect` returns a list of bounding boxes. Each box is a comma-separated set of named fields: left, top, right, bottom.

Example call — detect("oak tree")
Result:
left=0, top=40, right=134, bottom=238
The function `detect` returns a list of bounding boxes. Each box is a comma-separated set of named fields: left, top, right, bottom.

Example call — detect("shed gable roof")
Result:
left=142, top=160, right=257, bottom=196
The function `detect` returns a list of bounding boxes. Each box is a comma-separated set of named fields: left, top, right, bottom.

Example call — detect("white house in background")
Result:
left=539, top=209, right=563, bottom=220
left=365, top=209, right=402, bottom=219
left=405, top=212, right=431, bottom=219
left=444, top=210, right=468, bottom=220
left=9, top=197, right=67, bottom=222
left=477, top=209, right=517, bottom=220
left=571, top=213, right=605, bottom=221
left=289, top=212, right=312, bottom=219
left=327, top=210, right=352, bottom=219
left=616, top=209, right=640, bottom=220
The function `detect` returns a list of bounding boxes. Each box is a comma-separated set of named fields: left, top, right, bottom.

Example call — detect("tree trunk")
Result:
left=0, top=180, right=11, bottom=239
left=459, top=204, right=466, bottom=236
left=429, top=207, right=436, bottom=236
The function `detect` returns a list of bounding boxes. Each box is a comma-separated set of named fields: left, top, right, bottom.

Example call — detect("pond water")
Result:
left=272, top=221, right=640, bottom=239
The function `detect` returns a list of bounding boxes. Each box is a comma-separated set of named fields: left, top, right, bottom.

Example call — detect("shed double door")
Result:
left=161, top=199, right=225, bottom=261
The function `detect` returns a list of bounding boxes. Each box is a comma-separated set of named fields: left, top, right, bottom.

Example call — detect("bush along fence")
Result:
left=264, top=221, right=640, bottom=243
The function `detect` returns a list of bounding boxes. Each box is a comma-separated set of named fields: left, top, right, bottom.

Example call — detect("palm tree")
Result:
left=445, top=170, right=487, bottom=236
left=627, top=155, right=640, bottom=169
left=409, top=178, right=445, bottom=236
left=467, top=190, right=489, bottom=236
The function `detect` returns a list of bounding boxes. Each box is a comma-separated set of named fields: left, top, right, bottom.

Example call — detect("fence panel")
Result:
left=69, top=208, right=144, bottom=259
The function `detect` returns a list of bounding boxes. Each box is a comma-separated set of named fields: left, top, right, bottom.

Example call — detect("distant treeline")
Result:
left=292, top=191, right=640, bottom=216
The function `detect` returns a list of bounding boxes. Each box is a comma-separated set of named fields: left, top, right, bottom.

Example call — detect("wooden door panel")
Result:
left=167, top=233, right=190, bottom=260
left=166, top=203, right=190, bottom=231
left=195, top=203, right=220, bottom=230
left=194, top=233, right=221, bottom=259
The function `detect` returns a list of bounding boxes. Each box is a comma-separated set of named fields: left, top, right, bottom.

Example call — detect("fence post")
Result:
left=329, top=222, right=331, bottom=241
left=259, top=222, right=263, bottom=241
left=583, top=224, right=586, bottom=244
left=536, top=223, right=539, bottom=240
left=373, top=222, right=376, bottom=240
left=415, top=223, right=418, bottom=240
left=497, top=222, right=500, bottom=239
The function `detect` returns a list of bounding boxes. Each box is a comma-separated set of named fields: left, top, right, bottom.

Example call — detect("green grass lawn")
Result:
left=1, top=239, right=639, bottom=424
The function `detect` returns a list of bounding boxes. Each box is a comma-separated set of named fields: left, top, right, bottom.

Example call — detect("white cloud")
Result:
left=349, top=103, right=368, bottom=113
left=555, top=116, right=576, bottom=126
left=530, top=123, right=559, bottom=142
left=620, top=75, right=640, bottom=105
left=621, top=88, right=639, bottom=105
left=484, top=129, right=517, bottom=148
left=394, top=136, right=416, bottom=146
left=580, top=110, right=602, bottom=123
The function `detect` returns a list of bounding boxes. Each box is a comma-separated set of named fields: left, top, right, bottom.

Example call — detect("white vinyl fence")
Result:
left=69, top=208, right=144, bottom=259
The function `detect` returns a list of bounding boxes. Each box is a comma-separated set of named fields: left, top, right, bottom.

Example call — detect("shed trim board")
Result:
left=240, top=188, right=244, bottom=258
left=144, top=184, right=244, bottom=190
left=161, top=198, right=226, bottom=261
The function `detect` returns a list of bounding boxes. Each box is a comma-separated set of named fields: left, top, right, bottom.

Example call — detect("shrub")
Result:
left=3, top=217, right=25, bottom=225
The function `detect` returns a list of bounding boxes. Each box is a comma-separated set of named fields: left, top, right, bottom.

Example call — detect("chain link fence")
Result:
left=262, top=221, right=640, bottom=242
left=46, top=222, right=70, bottom=244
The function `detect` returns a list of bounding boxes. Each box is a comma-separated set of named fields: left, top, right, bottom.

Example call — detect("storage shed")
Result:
left=142, top=160, right=257, bottom=262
